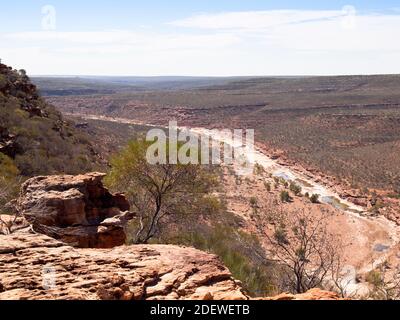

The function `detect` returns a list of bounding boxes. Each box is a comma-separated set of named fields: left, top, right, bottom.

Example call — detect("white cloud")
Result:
left=169, top=9, right=400, bottom=51
left=1, top=9, right=400, bottom=76
left=4, top=31, right=136, bottom=44
left=3, top=31, right=240, bottom=50
left=169, top=10, right=347, bottom=30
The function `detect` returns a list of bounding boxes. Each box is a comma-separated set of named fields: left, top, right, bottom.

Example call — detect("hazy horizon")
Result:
left=29, top=73, right=400, bottom=78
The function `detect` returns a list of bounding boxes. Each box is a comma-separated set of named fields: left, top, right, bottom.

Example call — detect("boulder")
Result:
left=18, top=172, right=132, bottom=248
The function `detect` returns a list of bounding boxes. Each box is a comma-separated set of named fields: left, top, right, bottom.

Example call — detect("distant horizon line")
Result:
left=30, top=73, right=400, bottom=78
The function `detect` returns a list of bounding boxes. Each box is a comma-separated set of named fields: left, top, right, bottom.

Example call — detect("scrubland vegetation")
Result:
left=0, top=62, right=105, bottom=227
left=102, top=137, right=355, bottom=297
left=46, top=74, right=400, bottom=193
left=3, top=63, right=400, bottom=299
left=0, top=63, right=99, bottom=179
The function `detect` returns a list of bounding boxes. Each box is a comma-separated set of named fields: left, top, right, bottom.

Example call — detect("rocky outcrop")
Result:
left=0, top=63, right=41, bottom=116
left=0, top=232, right=247, bottom=300
left=18, top=172, right=133, bottom=248
left=1, top=62, right=103, bottom=176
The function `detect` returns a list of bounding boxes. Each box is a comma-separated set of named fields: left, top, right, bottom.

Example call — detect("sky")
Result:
left=0, top=1, right=400, bottom=76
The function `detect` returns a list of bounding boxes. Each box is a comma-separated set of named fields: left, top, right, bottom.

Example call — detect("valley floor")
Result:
left=67, top=113, right=400, bottom=296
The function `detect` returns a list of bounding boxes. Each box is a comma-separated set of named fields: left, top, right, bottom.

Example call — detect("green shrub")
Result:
left=0, top=153, right=19, bottom=180
left=264, top=181, right=271, bottom=192
left=289, top=182, right=302, bottom=196
left=366, top=270, right=383, bottom=287
left=310, top=194, right=320, bottom=203
left=280, top=191, right=291, bottom=203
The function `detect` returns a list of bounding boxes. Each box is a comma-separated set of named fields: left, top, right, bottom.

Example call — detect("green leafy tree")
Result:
left=105, top=139, right=217, bottom=244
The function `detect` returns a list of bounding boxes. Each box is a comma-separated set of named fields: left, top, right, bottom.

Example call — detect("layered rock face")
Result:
left=18, top=172, right=132, bottom=248
left=0, top=232, right=247, bottom=300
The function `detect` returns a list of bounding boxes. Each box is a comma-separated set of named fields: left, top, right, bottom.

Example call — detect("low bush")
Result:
left=310, top=194, right=320, bottom=203
left=280, top=191, right=291, bottom=203
left=289, top=182, right=302, bottom=196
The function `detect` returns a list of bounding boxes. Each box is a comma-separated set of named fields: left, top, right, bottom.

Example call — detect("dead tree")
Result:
left=253, top=203, right=343, bottom=294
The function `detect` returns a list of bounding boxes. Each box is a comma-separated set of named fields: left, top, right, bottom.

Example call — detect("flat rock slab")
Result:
left=0, top=232, right=247, bottom=300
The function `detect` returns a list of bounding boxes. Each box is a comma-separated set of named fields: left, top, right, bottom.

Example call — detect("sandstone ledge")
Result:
left=260, top=288, right=346, bottom=300
left=0, top=232, right=247, bottom=300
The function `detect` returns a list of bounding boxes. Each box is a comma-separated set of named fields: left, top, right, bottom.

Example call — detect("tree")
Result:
left=327, top=255, right=358, bottom=298
left=105, top=140, right=218, bottom=244
left=253, top=204, right=342, bottom=293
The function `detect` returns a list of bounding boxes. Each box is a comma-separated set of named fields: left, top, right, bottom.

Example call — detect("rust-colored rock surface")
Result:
left=0, top=231, right=345, bottom=300
left=261, top=288, right=344, bottom=300
left=0, top=232, right=247, bottom=300
left=18, top=172, right=132, bottom=248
